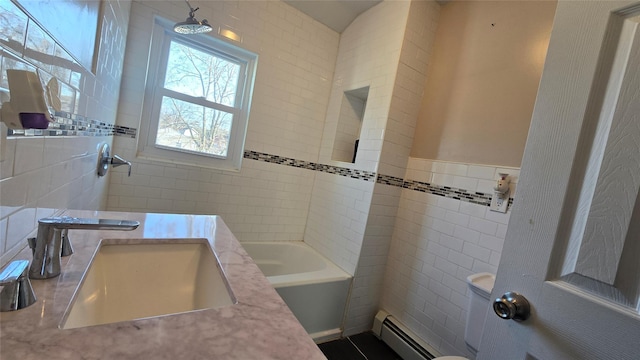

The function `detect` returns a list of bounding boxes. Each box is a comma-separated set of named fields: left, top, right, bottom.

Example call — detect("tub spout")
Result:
left=29, top=216, right=140, bottom=279
left=110, top=154, right=132, bottom=177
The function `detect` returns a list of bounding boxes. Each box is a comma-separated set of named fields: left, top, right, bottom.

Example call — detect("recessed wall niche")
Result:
left=331, top=86, right=369, bottom=163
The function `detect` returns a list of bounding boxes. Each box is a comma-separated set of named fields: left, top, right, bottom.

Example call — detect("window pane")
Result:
left=164, top=41, right=240, bottom=107
left=156, top=96, right=232, bottom=157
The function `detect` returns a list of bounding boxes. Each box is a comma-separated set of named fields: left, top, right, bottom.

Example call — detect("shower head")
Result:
left=174, top=0, right=212, bottom=34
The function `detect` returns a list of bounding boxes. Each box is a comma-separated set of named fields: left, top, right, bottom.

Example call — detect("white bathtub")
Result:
left=241, top=241, right=352, bottom=341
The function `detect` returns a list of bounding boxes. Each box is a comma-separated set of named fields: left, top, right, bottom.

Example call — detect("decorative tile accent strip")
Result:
left=377, top=174, right=404, bottom=187
left=242, top=151, right=511, bottom=208
left=114, top=125, right=137, bottom=138
left=243, top=150, right=377, bottom=181
left=8, top=113, right=513, bottom=208
left=8, top=111, right=114, bottom=137
left=402, top=179, right=493, bottom=206
left=392, top=178, right=515, bottom=208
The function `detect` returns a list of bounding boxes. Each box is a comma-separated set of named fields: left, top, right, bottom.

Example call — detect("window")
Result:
left=138, top=18, right=257, bottom=171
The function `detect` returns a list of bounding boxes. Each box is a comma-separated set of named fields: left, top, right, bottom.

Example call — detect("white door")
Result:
left=479, top=1, right=640, bottom=359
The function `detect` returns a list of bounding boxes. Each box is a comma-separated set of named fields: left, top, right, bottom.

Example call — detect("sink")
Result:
left=61, top=238, right=236, bottom=329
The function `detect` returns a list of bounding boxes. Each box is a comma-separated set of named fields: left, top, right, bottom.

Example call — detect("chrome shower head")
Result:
left=174, top=0, right=212, bottom=34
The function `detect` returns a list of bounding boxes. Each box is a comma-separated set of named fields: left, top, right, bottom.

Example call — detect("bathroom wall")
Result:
left=108, top=1, right=445, bottom=343
left=341, top=0, right=441, bottom=336
left=411, top=0, right=557, bottom=167
left=316, top=1, right=409, bottom=174
left=381, top=159, right=517, bottom=356
left=107, top=0, right=339, bottom=242
left=0, top=0, right=131, bottom=267
left=305, top=0, right=410, bottom=276
left=378, top=1, right=556, bottom=356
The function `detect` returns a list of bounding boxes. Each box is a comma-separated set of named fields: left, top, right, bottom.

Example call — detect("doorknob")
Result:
left=493, top=291, right=530, bottom=321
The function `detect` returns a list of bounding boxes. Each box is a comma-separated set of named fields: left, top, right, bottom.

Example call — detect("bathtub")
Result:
left=241, top=241, right=352, bottom=341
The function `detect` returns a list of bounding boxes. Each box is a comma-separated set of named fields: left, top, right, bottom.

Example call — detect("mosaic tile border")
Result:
left=114, top=125, right=137, bottom=138
left=8, top=111, right=114, bottom=137
left=7, top=113, right=511, bottom=208
left=395, top=178, right=514, bottom=208
left=401, top=179, right=493, bottom=206
left=243, top=150, right=377, bottom=181
left=7, top=112, right=136, bottom=139
left=244, top=151, right=514, bottom=208
left=377, top=174, right=404, bottom=187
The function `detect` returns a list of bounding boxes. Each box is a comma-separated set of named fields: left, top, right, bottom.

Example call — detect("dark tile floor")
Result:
left=318, top=331, right=403, bottom=360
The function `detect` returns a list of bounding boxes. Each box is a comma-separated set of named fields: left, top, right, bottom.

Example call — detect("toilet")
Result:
left=433, top=272, right=496, bottom=360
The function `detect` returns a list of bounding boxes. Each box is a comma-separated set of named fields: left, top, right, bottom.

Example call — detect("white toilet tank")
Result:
left=464, top=273, right=496, bottom=355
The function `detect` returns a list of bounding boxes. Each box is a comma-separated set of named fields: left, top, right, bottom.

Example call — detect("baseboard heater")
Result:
left=372, top=310, right=440, bottom=360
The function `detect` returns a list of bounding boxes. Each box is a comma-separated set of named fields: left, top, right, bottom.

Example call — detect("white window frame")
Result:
left=138, top=17, right=257, bottom=171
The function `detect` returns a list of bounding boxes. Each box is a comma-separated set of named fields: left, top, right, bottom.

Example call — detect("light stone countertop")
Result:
left=0, top=210, right=326, bottom=360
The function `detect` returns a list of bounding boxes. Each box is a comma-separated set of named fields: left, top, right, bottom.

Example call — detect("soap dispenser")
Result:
left=0, top=70, right=53, bottom=129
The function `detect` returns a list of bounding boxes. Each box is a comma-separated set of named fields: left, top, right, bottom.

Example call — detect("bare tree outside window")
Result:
left=155, top=41, right=240, bottom=157
left=140, top=18, right=256, bottom=171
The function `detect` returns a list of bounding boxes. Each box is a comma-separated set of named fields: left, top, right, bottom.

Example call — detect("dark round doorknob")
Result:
left=493, top=291, right=530, bottom=321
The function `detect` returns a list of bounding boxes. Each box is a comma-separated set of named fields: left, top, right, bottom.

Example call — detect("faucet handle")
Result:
left=0, top=260, right=37, bottom=311
left=61, top=229, right=73, bottom=257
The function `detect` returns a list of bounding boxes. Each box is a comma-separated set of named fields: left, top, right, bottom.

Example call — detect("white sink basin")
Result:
left=61, top=239, right=236, bottom=329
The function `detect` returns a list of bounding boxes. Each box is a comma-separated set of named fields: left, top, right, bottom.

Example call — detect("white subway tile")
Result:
left=428, top=278, right=452, bottom=300
left=441, top=273, right=468, bottom=296
left=467, top=165, right=496, bottom=180
left=444, top=211, right=469, bottom=227
left=468, top=216, right=498, bottom=236
left=453, top=225, right=480, bottom=244
left=452, top=176, right=478, bottom=192
left=437, top=196, right=460, bottom=212
left=462, top=242, right=491, bottom=263
left=484, top=209, right=511, bottom=225
left=478, top=233, right=505, bottom=252
left=14, top=138, right=44, bottom=175
left=6, top=207, right=36, bottom=250
left=458, top=201, right=486, bottom=218
left=477, top=179, right=496, bottom=194
left=439, top=234, right=463, bottom=252
left=431, top=173, right=455, bottom=187
left=489, top=251, right=502, bottom=267
left=496, top=224, right=508, bottom=239
left=431, top=218, right=455, bottom=236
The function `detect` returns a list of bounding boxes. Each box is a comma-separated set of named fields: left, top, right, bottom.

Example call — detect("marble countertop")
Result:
left=0, top=210, right=326, bottom=360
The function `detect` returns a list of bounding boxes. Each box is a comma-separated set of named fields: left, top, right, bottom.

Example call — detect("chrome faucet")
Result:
left=110, top=154, right=132, bottom=177
left=28, top=216, right=140, bottom=279
left=0, top=260, right=36, bottom=311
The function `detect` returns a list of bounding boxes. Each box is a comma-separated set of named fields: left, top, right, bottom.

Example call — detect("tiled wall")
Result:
left=304, top=172, right=375, bottom=275
left=380, top=157, right=519, bottom=357
left=317, top=1, right=410, bottom=173
left=342, top=0, right=441, bottom=336
left=107, top=0, right=339, bottom=241
left=344, top=182, right=403, bottom=334
left=0, top=0, right=131, bottom=267
left=378, top=0, right=440, bottom=179
left=304, top=0, right=411, bottom=278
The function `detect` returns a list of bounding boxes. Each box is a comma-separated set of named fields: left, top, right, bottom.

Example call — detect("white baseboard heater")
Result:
left=372, top=310, right=440, bottom=360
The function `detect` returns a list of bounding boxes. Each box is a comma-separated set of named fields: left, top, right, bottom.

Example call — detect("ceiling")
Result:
left=284, top=0, right=382, bottom=33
